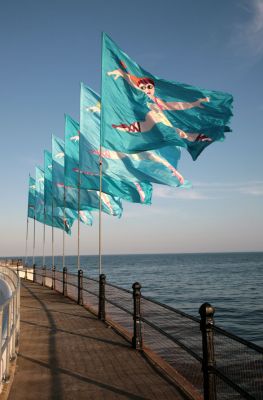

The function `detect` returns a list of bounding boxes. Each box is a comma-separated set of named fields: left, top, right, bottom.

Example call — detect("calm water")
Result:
left=29, top=252, right=263, bottom=346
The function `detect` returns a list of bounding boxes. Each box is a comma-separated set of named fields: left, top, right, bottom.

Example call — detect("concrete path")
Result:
left=8, top=280, right=186, bottom=399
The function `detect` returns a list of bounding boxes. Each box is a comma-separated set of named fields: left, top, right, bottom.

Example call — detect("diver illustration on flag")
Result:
left=108, top=61, right=211, bottom=143
left=101, top=33, right=233, bottom=159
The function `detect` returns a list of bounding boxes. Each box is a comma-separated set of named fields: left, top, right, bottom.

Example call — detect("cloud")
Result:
left=154, top=181, right=263, bottom=199
left=239, top=186, right=263, bottom=196
left=154, top=186, right=211, bottom=200
left=232, top=0, right=263, bottom=59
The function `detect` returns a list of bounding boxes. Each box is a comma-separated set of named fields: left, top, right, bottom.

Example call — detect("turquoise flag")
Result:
left=51, top=139, right=93, bottom=225
left=81, top=83, right=190, bottom=188
left=64, top=116, right=123, bottom=217
left=80, top=84, right=153, bottom=203
left=44, top=150, right=53, bottom=207
left=27, top=175, right=36, bottom=219
left=45, top=147, right=93, bottom=226
left=35, top=166, right=74, bottom=233
left=52, top=135, right=65, bottom=208
left=101, top=33, right=233, bottom=160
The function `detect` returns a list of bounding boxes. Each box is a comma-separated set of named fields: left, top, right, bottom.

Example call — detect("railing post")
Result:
left=132, top=282, right=142, bottom=350
left=52, top=266, right=56, bottom=290
left=77, top=269, right=83, bottom=305
left=63, top=267, right=67, bottom=296
left=25, top=267, right=27, bottom=280
left=98, top=274, right=106, bottom=321
left=42, top=266, right=46, bottom=286
left=33, top=264, right=36, bottom=283
left=199, top=302, right=217, bottom=400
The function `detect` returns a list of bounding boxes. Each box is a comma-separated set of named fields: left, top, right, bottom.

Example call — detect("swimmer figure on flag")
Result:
left=102, top=33, right=233, bottom=159
left=107, top=61, right=211, bottom=143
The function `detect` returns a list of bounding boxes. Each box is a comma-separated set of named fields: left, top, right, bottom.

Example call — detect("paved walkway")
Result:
left=9, top=280, right=186, bottom=399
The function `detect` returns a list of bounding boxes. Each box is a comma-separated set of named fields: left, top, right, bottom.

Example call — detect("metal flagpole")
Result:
left=33, top=215, right=36, bottom=266
left=52, top=199, right=54, bottom=268
left=25, top=216, right=29, bottom=266
left=99, top=32, right=104, bottom=276
left=42, top=207, right=46, bottom=267
left=63, top=189, right=66, bottom=269
left=25, top=173, right=30, bottom=266
left=99, top=158, right=102, bottom=275
left=77, top=189, right=80, bottom=270
left=77, top=136, right=81, bottom=271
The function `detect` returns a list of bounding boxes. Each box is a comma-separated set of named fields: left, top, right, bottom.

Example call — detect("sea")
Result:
left=28, top=251, right=262, bottom=347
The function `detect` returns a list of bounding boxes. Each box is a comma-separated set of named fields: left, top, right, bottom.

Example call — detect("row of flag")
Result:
left=27, top=33, right=233, bottom=236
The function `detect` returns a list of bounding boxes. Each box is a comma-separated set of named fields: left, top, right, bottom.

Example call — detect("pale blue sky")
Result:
left=0, top=0, right=262, bottom=256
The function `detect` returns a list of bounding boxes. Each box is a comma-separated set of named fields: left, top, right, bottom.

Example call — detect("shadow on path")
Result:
left=19, top=354, right=150, bottom=400
left=22, top=282, right=64, bottom=399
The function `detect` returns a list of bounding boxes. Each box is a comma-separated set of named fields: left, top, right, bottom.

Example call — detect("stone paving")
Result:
left=8, top=280, right=186, bottom=399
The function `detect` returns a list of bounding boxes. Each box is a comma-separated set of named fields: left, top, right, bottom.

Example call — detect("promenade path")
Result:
left=8, top=280, right=186, bottom=400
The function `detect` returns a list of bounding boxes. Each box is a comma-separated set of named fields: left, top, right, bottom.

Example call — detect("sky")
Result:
left=0, top=0, right=263, bottom=257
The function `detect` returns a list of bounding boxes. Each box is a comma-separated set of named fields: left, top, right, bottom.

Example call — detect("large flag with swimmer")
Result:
left=64, top=115, right=122, bottom=218
left=80, top=83, right=153, bottom=202
left=101, top=33, right=233, bottom=160
left=81, top=84, right=190, bottom=188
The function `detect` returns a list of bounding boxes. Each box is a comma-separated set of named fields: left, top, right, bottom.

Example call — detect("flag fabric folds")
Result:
left=63, top=123, right=123, bottom=218
left=81, top=83, right=190, bottom=188
left=101, top=33, right=233, bottom=160
left=51, top=138, right=94, bottom=225
left=27, top=175, right=36, bottom=219
left=34, top=166, right=74, bottom=233
left=79, top=83, right=154, bottom=202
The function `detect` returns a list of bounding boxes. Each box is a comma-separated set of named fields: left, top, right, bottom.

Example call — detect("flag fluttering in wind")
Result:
left=80, top=83, right=153, bottom=203
left=34, top=166, right=74, bottom=233
left=81, top=83, right=190, bottom=188
left=101, top=33, right=233, bottom=160
left=63, top=121, right=123, bottom=218
left=27, top=175, right=36, bottom=219
left=51, top=137, right=94, bottom=224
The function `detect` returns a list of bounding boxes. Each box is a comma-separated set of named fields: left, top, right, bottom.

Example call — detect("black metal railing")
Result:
left=21, top=265, right=263, bottom=400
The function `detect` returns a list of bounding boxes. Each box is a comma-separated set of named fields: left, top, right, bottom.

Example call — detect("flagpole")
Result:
left=63, top=194, right=65, bottom=270
left=25, top=216, right=29, bottom=266
left=25, top=173, right=30, bottom=266
left=77, top=187, right=80, bottom=271
left=33, top=215, right=36, bottom=266
left=77, top=136, right=81, bottom=271
left=99, top=32, right=104, bottom=276
left=52, top=199, right=54, bottom=268
left=99, top=159, right=102, bottom=275
left=42, top=207, right=46, bottom=267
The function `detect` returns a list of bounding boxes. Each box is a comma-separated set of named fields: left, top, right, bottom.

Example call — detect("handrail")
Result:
left=0, top=266, right=20, bottom=393
left=22, top=265, right=263, bottom=400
